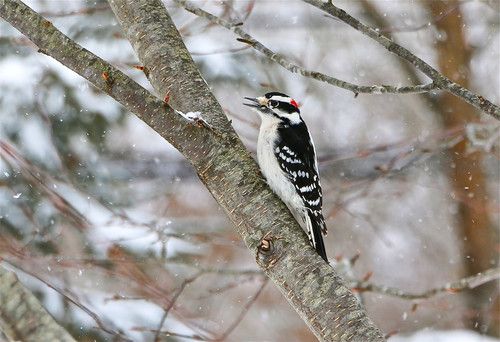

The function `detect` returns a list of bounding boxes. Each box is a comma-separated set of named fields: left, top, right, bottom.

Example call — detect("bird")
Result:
left=244, top=92, right=328, bottom=262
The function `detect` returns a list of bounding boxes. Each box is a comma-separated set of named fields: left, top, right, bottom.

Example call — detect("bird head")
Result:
left=244, top=92, right=301, bottom=125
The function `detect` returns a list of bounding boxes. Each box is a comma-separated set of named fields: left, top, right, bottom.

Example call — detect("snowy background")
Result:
left=0, top=0, right=499, bottom=341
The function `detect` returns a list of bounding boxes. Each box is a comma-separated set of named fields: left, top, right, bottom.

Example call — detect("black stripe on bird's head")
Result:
left=244, top=92, right=301, bottom=124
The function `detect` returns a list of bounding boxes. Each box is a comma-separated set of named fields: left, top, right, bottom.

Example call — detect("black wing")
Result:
left=274, top=123, right=328, bottom=260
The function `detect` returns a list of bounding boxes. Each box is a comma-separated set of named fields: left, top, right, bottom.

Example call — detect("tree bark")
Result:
left=0, top=265, right=76, bottom=342
left=0, top=0, right=385, bottom=340
left=425, top=1, right=499, bottom=335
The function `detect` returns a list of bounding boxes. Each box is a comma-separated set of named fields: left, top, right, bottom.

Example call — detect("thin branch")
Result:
left=215, top=279, right=268, bottom=341
left=319, top=124, right=465, bottom=167
left=303, top=0, right=500, bottom=120
left=153, top=272, right=203, bottom=342
left=133, top=328, right=209, bottom=341
left=174, top=0, right=437, bottom=95
left=190, top=45, right=250, bottom=56
left=0, top=140, right=89, bottom=230
left=39, top=3, right=110, bottom=17
left=146, top=279, right=268, bottom=341
left=364, top=0, right=463, bottom=34
left=349, top=267, right=500, bottom=300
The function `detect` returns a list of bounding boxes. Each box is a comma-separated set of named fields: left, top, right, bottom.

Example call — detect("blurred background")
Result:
left=0, top=0, right=499, bottom=341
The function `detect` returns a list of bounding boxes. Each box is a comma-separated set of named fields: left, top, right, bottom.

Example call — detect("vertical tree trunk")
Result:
left=425, top=0, right=499, bottom=335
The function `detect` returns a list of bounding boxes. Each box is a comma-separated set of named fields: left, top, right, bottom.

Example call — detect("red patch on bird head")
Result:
left=290, top=99, right=299, bottom=109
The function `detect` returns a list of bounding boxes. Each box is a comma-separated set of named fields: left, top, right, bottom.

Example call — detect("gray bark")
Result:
left=0, top=0, right=386, bottom=340
left=0, top=265, right=76, bottom=342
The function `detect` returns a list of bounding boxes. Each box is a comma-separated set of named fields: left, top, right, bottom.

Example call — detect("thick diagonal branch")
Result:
left=1, top=0, right=385, bottom=341
left=0, top=265, right=77, bottom=342
left=303, top=0, right=500, bottom=120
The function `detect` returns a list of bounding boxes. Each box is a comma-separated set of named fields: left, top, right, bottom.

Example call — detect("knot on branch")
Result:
left=101, top=71, right=114, bottom=91
left=256, top=231, right=283, bottom=269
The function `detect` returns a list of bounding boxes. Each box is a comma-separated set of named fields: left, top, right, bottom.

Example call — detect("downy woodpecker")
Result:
left=244, top=92, right=328, bottom=262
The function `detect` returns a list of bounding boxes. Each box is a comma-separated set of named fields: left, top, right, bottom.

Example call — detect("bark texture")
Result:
left=0, top=266, right=76, bottom=342
left=425, top=1, right=499, bottom=335
left=0, top=0, right=386, bottom=340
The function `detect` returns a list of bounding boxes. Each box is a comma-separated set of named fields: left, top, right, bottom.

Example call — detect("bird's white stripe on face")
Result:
left=269, top=95, right=292, bottom=103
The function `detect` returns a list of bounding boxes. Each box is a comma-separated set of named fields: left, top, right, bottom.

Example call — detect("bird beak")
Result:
left=243, top=96, right=267, bottom=108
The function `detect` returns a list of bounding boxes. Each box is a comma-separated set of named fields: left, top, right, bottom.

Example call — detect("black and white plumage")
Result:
left=244, top=92, right=328, bottom=262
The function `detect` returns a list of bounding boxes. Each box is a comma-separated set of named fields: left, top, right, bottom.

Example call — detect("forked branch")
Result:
left=303, top=0, right=500, bottom=119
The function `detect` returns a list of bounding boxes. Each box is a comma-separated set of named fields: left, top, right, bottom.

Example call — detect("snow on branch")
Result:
left=175, top=110, right=213, bottom=129
left=466, top=123, right=500, bottom=153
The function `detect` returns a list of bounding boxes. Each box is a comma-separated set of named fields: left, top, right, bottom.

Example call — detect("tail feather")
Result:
left=308, top=211, right=328, bottom=262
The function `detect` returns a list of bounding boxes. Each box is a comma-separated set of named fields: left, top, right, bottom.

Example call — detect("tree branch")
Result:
left=0, top=265, right=77, bottom=342
left=349, top=267, right=500, bottom=301
left=216, top=279, right=268, bottom=341
left=174, top=0, right=436, bottom=95
left=0, top=0, right=385, bottom=340
left=153, top=272, right=203, bottom=342
left=302, top=0, right=500, bottom=120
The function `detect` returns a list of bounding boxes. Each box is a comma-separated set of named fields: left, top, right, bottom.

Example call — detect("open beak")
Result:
left=243, top=97, right=260, bottom=108
left=243, top=96, right=267, bottom=108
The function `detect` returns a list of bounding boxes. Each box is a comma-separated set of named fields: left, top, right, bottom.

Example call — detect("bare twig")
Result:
left=215, top=279, right=268, bottom=341
left=145, top=279, right=268, bottom=341
left=319, top=125, right=465, bottom=167
left=132, top=328, right=209, bottom=341
left=174, top=0, right=436, bottom=95
left=153, top=272, right=203, bottom=342
left=349, top=267, right=500, bottom=300
left=190, top=45, right=250, bottom=56
left=0, top=140, right=89, bottom=230
left=303, top=0, right=500, bottom=119
left=39, top=3, right=110, bottom=17
left=364, top=0, right=463, bottom=34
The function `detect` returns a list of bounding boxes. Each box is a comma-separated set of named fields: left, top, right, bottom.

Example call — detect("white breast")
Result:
left=257, top=118, right=308, bottom=230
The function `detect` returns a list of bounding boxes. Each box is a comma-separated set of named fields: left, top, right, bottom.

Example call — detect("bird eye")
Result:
left=269, top=100, right=279, bottom=108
